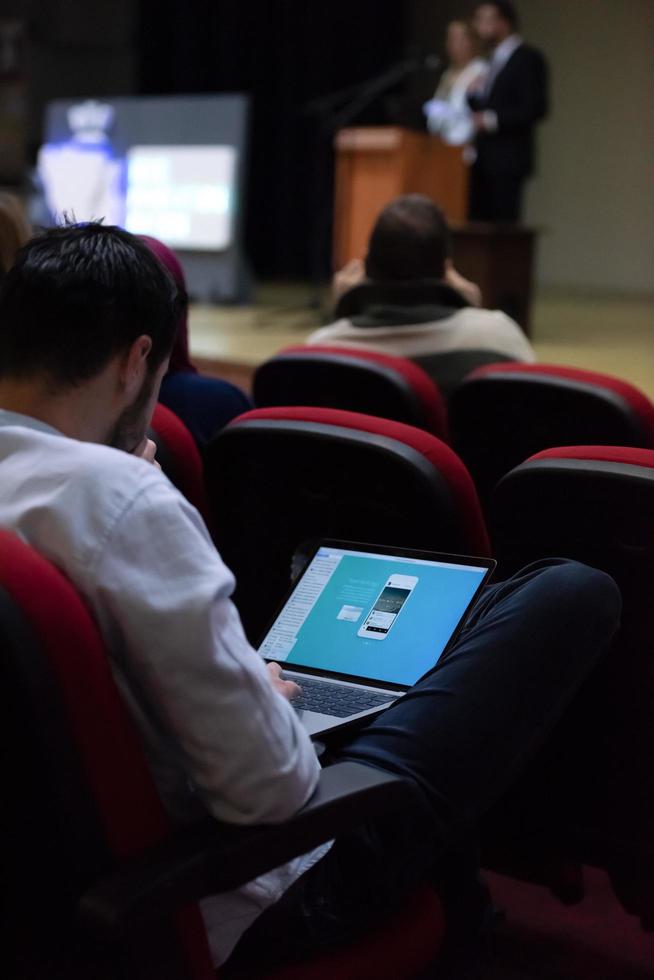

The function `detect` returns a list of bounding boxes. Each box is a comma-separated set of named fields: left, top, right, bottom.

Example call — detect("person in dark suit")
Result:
left=467, top=1, right=548, bottom=223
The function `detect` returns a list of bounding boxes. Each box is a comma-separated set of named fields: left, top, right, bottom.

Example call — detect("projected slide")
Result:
left=125, top=145, right=236, bottom=250
left=39, top=94, right=251, bottom=300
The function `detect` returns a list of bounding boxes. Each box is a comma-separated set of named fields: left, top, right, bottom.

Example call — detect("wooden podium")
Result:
left=333, top=126, right=468, bottom=270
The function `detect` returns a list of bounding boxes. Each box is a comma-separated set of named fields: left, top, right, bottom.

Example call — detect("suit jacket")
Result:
left=468, top=44, right=549, bottom=178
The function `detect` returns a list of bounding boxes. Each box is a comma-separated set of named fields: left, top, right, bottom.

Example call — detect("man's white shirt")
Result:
left=0, top=410, right=328, bottom=966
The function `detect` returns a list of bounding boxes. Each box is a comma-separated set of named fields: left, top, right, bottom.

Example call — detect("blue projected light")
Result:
left=38, top=138, right=125, bottom=226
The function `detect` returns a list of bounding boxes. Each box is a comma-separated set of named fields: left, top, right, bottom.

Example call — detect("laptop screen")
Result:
left=259, top=545, right=491, bottom=688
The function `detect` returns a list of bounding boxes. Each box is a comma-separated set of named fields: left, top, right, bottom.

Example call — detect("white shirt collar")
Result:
left=0, top=409, right=61, bottom=437
left=491, top=34, right=523, bottom=68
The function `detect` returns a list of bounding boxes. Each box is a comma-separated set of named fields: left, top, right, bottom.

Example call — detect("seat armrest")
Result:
left=80, top=762, right=414, bottom=939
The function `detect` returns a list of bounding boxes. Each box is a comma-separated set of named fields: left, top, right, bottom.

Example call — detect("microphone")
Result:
left=401, top=52, right=442, bottom=73
left=422, top=54, right=442, bottom=71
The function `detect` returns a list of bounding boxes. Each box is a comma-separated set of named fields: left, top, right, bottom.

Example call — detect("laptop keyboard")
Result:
left=291, top=677, right=395, bottom=718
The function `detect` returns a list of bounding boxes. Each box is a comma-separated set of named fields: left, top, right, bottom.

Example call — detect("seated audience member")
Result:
left=308, top=194, right=535, bottom=389
left=141, top=235, right=252, bottom=446
left=0, top=223, right=620, bottom=973
left=0, top=192, right=31, bottom=280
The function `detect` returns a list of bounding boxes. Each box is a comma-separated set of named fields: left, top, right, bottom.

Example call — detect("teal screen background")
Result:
left=284, top=555, right=486, bottom=685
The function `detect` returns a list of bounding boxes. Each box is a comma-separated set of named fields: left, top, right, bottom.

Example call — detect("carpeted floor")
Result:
left=465, top=867, right=654, bottom=979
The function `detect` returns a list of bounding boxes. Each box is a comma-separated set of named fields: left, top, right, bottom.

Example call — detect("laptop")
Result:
left=258, top=541, right=495, bottom=737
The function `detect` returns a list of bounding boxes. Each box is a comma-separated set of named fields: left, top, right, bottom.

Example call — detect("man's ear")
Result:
left=120, top=335, right=153, bottom=396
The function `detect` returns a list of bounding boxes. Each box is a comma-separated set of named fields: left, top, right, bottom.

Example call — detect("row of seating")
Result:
left=3, top=390, right=651, bottom=978
left=252, top=346, right=654, bottom=509
left=150, top=387, right=654, bottom=936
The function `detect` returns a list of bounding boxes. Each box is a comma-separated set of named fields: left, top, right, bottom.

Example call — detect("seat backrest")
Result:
left=489, top=448, right=654, bottom=910
left=449, top=363, right=654, bottom=507
left=253, top=346, right=448, bottom=438
left=205, top=407, right=490, bottom=642
left=0, top=530, right=214, bottom=980
left=159, top=371, right=253, bottom=448
left=150, top=403, right=210, bottom=523
left=491, top=445, right=654, bottom=596
left=412, top=349, right=519, bottom=399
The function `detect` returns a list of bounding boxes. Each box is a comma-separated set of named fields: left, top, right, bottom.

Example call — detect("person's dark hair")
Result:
left=479, top=1, right=519, bottom=29
left=0, top=222, right=183, bottom=387
left=365, top=194, right=451, bottom=282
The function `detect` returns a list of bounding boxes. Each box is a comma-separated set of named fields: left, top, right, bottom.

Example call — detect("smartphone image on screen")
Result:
left=357, top=574, right=419, bottom=640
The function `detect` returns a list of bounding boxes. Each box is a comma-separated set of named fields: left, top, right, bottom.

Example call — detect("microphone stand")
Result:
left=294, top=57, right=439, bottom=319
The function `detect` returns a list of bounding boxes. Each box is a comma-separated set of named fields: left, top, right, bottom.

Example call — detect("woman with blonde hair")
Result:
left=424, top=20, right=486, bottom=146
left=0, top=193, right=31, bottom=278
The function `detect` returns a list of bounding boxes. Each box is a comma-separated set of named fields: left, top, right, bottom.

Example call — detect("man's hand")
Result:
left=444, top=259, right=483, bottom=308
left=133, top=437, right=161, bottom=469
left=266, top=662, right=302, bottom=702
left=472, top=111, right=486, bottom=132
left=332, top=257, right=366, bottom=304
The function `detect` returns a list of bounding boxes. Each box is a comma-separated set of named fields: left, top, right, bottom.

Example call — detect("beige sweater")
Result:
left=308, top=306, right=536, bottom=364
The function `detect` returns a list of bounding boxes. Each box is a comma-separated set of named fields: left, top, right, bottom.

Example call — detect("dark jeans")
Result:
left=469, top=163, right=524, bottom=223
left=224, top=560, right=621, bottom=973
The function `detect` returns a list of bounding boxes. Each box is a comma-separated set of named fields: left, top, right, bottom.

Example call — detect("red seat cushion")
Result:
left=152, top=403, right=210, bottom=521
left=0, top=530, right=216, bottom=979
left=0, top=530, right=169, bottom=857
left=232, top=406, right=491, bottom=556
left=467, top=364, right=654, bottom=446
left=281, top=345, right=448, bottom=440
left=528, top=445, right=654, bottom=468
left=265, top=884, right=444, bottom=980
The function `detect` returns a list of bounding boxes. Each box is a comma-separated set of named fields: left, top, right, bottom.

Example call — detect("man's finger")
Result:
left=282, top=679, right=302, bottom=700
left=142, top=438, right=158, bottom=464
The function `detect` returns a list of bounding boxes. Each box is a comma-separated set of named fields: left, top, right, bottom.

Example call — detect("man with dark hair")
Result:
left=0, top=222, right=183, bottom=451
left=309, top=194, right=535, bottom=390
left=467, top=2, right=549, bottom=222
left=364, top=193, right=452, bottom=282
left=0, top=223, right=621, bottom=972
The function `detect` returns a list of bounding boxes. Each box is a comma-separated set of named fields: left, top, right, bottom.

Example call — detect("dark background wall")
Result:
left=0, top=0, right=450, bottom=278
left=1, top=0, right=432, bottom=278
left=137, top=0, right=409, bottom=277
left=0, top=0, right=137, bottom=142
left=3, top=1, right=652, bottom=291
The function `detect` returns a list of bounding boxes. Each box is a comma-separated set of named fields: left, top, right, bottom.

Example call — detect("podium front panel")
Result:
left=333, top=127, right=468, bottom=269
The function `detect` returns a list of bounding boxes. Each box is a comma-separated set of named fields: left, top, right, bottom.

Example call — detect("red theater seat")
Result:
left=205, top=406, right=490, bottom=642
left=486, top=446, right=654, bottom=930
left=253, top=345, right=448, bottom=438
left=449, top=363, right=654, bottom=507
left=150, top=402, right=210, bottom=523
left=0, top=530, right=446, bottom=978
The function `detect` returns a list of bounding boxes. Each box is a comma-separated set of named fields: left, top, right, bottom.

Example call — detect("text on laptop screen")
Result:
left=259, top=547, right=487, bottom=687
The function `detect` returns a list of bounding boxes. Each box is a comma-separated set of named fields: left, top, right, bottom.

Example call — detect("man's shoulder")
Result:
left=511, top=43, right=547, bottom=69
left=454, top=306, right=517, bottom=326
left=451, top=306, right=526, bottom=340
left=0, top=424, right=187, bottom=579
left=307, top=319, right=353, bottom=343
left=0, top=423, right=170, bottom=508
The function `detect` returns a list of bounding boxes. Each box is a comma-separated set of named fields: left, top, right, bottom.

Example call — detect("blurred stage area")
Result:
left=190, top=285, right=654, bottom=400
